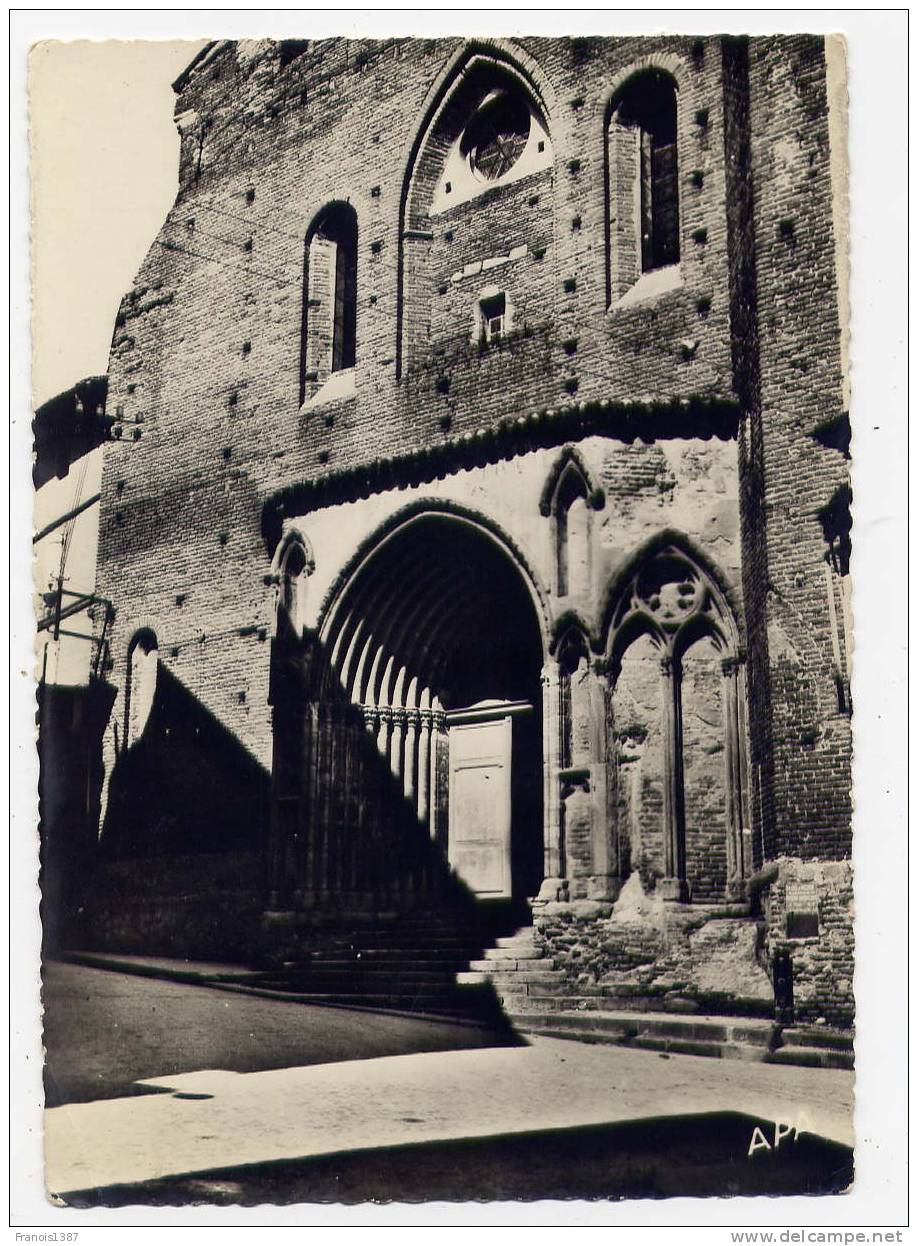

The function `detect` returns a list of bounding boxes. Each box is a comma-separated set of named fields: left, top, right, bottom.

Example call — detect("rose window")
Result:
left=463, top=92, right=531, bottom=183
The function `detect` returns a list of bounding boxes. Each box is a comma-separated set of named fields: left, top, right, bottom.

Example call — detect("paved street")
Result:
left=43, top=961, right=854, bottom=1205
left=42, top=961, right=516, bottom=1107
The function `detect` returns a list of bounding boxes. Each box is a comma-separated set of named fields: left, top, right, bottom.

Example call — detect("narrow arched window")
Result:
left=278, top=540, right=308, bottom=637
left=607, top=69, right=680, bottom=299
left=557, top=629, right=589, bottom=769
left=125, top=630, right=158, bottom=748
left=555, top=467, right=590, bottom=597
left=303, top=203, right=357, bottom=397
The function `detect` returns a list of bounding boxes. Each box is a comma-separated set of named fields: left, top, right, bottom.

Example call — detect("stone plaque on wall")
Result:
left=785, top=880, right=820, bottom=939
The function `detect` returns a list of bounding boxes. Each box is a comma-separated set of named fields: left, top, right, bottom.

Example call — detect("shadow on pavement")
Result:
left=59, top=1111, right=853, bottom=1206
left=42, top=961, right=522, bottom=1109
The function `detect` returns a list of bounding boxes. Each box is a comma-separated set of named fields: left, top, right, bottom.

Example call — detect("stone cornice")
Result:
left=263, top=394, right=740, bottom=537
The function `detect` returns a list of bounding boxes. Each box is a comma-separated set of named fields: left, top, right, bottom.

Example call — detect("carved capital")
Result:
left=540, top=659, right=560, bottom=688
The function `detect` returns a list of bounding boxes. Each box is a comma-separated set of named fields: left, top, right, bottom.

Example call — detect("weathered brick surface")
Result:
left=762, top=857, right=855, bottom=1027
left=532, top=879, right=774, bottom=1015
left=82, top=852, right=266, bottom=959
left=732, top=37, right=852, bottom=861
left=92, top=36, right=852, bottom=1024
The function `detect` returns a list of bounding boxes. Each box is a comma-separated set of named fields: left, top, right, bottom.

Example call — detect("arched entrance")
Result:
left=269, top=510, right=547, bottom=914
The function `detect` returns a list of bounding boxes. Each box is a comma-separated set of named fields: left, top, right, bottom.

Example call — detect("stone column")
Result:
left=324, top=702, right=340, bottom=895
left=389, top=707, right=406, bottom=782
left=660, top=655, right=688, bottom=902
left=308, top=701, right=329, bottom=902
left=403, top=709, right=419, bottom=806
left=587, top=667, right=620, bottom=901
left=362, top=706, right=380, bottom=898
left=429, top=709, right=448, bottom=849
left=417, top=708, right=432, bottom=827
left=268, top=704, right=307, bottom=911
left=376, top=707, right=391, bottom=766
left=721, top=654, right=748, bottom=899
left=540, top=659, right=565, bottom=883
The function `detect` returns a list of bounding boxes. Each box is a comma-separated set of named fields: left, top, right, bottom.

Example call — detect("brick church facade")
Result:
left=85, top=36, right=853, bottom=1028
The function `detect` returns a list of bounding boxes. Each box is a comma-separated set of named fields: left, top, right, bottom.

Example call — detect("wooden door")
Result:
left=447, top=712, right=513, bottom=898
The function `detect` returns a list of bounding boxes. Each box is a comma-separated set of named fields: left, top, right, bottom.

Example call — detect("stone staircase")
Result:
left=457, top=924, right=854, bottom=1069
left=767, top=1025, right=855, bottom=1070
left=66, top=912, right=853, bottom=1067
left=250, top=908, right=523, bottom=1021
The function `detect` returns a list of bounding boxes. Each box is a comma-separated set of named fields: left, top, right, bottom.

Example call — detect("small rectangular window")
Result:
left=486, top=312, right=504, bottom=339
left=479, top=293, right=506, bottom=343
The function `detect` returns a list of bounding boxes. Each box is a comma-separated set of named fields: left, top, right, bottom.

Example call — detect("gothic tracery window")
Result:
left=607, top=547, right=747, bottom=902
left=462, top=90, right=532, bottom=183
left=398, top=51, right=553, bottom=376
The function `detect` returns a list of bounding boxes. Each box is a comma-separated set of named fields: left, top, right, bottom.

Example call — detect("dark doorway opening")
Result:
left=298, top=510, right=546, bottom=910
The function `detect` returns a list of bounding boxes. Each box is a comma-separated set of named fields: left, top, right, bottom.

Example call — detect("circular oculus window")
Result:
left=464, top=93, right=532, bottom=183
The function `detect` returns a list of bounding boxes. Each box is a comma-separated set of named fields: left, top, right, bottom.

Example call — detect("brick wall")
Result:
left=762, top=858, right=855, bottom=1027
left=91, top=36, right=852, bottom=1015
left=738, top=36, right=852, bottom=862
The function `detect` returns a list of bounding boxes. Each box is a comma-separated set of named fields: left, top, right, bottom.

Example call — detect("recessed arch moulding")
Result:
left=267, top=504, right=549, bottom=912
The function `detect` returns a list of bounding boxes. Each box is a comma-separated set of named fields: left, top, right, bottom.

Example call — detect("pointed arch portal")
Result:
left=269, top=511, right=547, bottom=912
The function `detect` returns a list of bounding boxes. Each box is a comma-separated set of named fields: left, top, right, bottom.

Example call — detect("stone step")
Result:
left=516, top=1012, right=640, bottom=1041
left=261, top=970, right=462, bottom=989
left=468, top=956, right=550, bottom=972
left=479, top=969, right=568, bottom=987
left=457, top=971, right=488, bottom=985
left=516, top=1009, right=778, bottom=1045
left=302, top=943, right=487, bottom=959
left=219, top=980, right=497, bottom=1013
left=314, top=930, right=487, bottom=943
left=507, top=1009, right=783, bottom=1064
left=289, top=952, right=474, bottom=969
left=597, top=988, right=701, bottom=1011
left=493, top=933, right=538, bottom=950
left=779, top=1025, right=854, bottom=1053
left=493, top=992, right=570, bottom=1013
left=267, top=991, right=491, bottom=1013
left=511, top=992, right=670, bottom=1014
left=766, top=1045, right=855, bottom=1071
left=628, top=1035, right=762, bottom=1061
